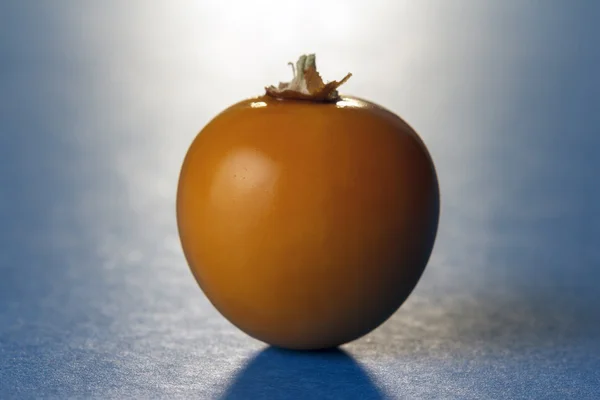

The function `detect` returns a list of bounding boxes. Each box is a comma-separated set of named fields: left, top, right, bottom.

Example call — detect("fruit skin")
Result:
left=176, top=95, right=440, bottom=350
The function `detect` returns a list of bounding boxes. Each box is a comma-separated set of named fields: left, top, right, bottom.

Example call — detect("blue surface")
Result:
left=1, top=1, right=599, bottom=399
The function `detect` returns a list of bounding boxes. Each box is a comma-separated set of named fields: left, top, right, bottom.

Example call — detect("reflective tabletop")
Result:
left=1, top=1, right=599, bottom=399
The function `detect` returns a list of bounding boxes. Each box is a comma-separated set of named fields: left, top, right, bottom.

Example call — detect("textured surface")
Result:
left=1, top=1, right=599, bottom=399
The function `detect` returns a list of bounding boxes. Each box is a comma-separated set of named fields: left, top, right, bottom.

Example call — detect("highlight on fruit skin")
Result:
left=176, top=53, right=440, bottom=350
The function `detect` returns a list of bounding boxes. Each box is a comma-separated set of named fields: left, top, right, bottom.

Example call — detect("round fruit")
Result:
left=176, top=54, right=440, bottom=350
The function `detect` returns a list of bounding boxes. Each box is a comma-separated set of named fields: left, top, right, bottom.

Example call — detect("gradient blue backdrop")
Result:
left=1, top=1, right=599, bottom=399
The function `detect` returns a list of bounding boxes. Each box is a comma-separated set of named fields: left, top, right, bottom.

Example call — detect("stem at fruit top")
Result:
left=265, top=54, right=352, bottom=102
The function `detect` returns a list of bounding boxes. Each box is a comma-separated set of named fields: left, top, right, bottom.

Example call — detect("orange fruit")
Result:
left=177, top=55, right=439, bottom=349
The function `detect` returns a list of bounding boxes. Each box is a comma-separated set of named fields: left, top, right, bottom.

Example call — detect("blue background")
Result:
left=1, top=1, right=599, bottom=399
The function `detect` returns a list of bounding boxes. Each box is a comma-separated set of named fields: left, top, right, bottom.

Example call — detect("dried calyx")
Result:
left=265, top=54, right=352, bottom=102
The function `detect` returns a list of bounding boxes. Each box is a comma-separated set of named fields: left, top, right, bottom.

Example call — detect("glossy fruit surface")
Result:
left=176, top=95, right=440, bottom=350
